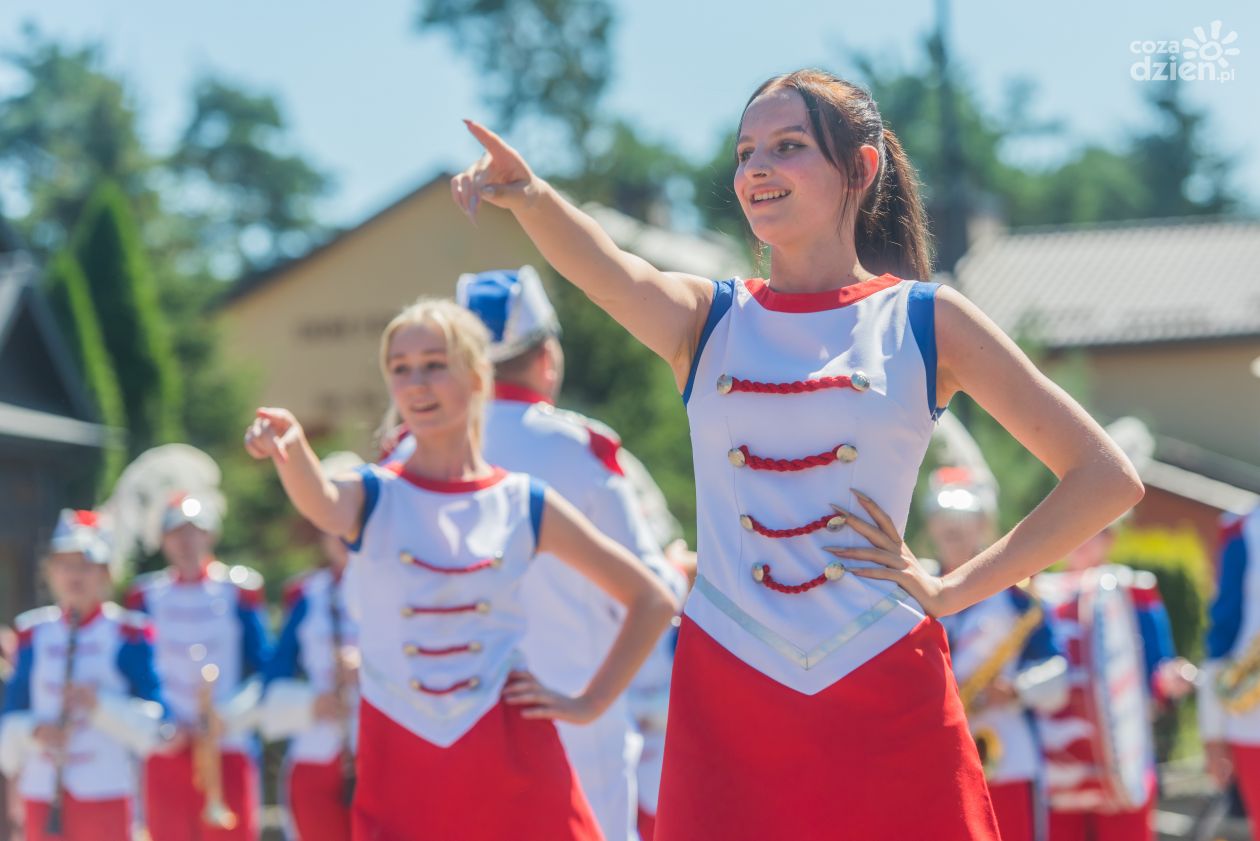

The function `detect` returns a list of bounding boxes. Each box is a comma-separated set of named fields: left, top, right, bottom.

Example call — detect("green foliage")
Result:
left=168, top=77, right=331, bottom=277
left=72, top=181, right=183, bottom=454
left=41, top=251, right=127, bottom=490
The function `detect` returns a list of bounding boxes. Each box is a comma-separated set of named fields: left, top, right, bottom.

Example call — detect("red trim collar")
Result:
left=493, top=382, right=553, bottom=405
left=173, top=562, right=213, bottom=584
left=387, top=462, right=509, bottom=493
left=62, top=603, right=104, bottom=628
left=743, top=274, right=902, bottom=313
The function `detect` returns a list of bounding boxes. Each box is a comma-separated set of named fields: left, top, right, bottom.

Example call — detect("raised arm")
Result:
left=452, top=121, right=713, bottom=386
left=502, top=487, right=678, bottom=724
left=243, top=408, right=364, bottom=540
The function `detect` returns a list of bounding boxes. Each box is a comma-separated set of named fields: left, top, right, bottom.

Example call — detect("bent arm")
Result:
left=537, top=488, right=678, bottom=716
left=935, top=286, right=1144, bottom=611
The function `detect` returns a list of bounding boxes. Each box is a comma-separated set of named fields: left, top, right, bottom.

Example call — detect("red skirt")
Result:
left=655, top=616, right=999, bottom=840
left=352, top=698, right=603, bottom=841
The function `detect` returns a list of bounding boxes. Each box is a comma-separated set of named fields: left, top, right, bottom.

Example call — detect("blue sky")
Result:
left=2, top=0, right=1256, bottom=228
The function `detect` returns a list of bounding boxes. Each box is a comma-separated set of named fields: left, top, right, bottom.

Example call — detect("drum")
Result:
left=1036, top=565, right=1154, bottom=812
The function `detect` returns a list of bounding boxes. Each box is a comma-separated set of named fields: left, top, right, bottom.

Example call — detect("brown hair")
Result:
left=376, top=297, right=493, bottom=452
left=741, top=69, right=933, bottom=280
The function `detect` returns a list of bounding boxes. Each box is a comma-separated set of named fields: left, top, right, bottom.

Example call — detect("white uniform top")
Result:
left=941, top=588, right=1061, bottom=784
left=349, top=463, right=543, bottom=748
left=684, top=275, right=941, bottom=694
left=1, top=604, right=161, bottom=801
left=126, top=562, right=269, bottom=753
left=1201, top=508, right=1260, bottom=743
left=270, top=567, right=359, bottom=763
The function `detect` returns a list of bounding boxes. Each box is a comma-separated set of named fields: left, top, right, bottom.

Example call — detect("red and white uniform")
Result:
left=265, top=568, right=358, bottom=841
left=656, top=275, right=998, bottom=839
left=126, top=563, right=271, bottom=841
left=347, top=463, right=602, bottom=841
left=0, top=604, right=164, bottom=841
left=942, top=587, right=1068, bottom=841
left=1201, top=508, right=1260, bottom=828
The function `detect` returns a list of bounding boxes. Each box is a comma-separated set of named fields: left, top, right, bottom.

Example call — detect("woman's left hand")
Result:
left=825, top=490, right=959, bottom=617
left=501, top=670, right=600, bottom=724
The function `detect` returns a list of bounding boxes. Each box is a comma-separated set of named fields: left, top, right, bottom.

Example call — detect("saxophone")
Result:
left=958, top=602, right=1044, bottom=773
left=1216, top=633, right=1260, bottom=714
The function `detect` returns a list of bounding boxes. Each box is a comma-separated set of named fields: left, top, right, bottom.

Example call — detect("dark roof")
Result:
left=955, top=216, right=1260, bottom=347
left=220, top=171, right=453, bottom=306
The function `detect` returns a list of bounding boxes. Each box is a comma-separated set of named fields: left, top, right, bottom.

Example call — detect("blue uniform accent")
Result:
left=266, top=595, right=309, bottom=683
left=1136, top=599, right=1178, bottom=691
left=116, top=636, right=167, bottom=710
left=528, top=477, right=548, bottom=550
left=461, top=270, right=519, bottom=342
left=1, top=640, right=33, bottom=714
left=682, top=279, right=736, bottom=405
left=1208, top=532, right=1248, bottom=658
left=236, top=600, right=273, bottom=678
left=345, top=464, right=383, bottom=552
left=908, top=281, right=944, bottom=420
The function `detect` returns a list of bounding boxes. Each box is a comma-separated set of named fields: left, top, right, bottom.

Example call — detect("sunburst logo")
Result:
left=1182, top=20, right=1241, bottom=69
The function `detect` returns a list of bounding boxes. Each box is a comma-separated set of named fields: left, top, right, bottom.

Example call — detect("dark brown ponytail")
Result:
left=742, top=70, right=934, bottom=280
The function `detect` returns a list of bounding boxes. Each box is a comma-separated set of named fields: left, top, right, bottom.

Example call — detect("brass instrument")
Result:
left=45, top=609, right=81, bottom=835
left=957, top=602, right=1044, bottom=772
left=1217, top=633, right=1260, bottom=714
left=194, top=663, right=237, bottom=830
left=329, top=588, right=356, bottom=806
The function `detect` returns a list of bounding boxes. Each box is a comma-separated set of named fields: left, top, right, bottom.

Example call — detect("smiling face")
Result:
left=385, top=320, right=481, bottom=445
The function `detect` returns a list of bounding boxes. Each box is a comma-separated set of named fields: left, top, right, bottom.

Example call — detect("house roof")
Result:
left=223, top=171, right=749, bottom=306
left=953, top=216, right=1260, bottom=347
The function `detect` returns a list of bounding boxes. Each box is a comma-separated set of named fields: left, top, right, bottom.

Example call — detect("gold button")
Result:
left=400, top=607, right=414, bottom=618
left=475, top=601, right=491, bottom=615
left=467, top=676, right=481, bottom=690
left=727, top=447, right=747, bottom=468
left=824, top=562, right=846, bottom=581
left=826, top=514, right=847, bottom=531
left=490, top=553, right=504, bottom=569
left=409, top=679, right=422, bottom=691
left=751, top=563, right=766, bottom=583
left=835, top=444, right=858, bottom=463
left=468, top=641, right=483, bottom=653
left=399, top=552, right=413, bottom=565
left=403, top=643, right=417, bottom=656
left=716, top=374, right=734, bottom=395
left=850, top=371, right=871, bottom=392
left=739, top=515, right=753, bottom=531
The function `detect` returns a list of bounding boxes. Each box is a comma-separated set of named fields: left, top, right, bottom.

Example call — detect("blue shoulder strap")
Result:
left=528, top=477, right=548, bottom=551
left=682, top=279, right=736, bottom=405
left=343, top=464, right=382, bottom=552
left=908, top=281, right=945, bottom=420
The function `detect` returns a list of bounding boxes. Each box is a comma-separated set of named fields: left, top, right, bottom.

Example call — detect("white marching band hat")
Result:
left=922, top=466, right=999, bottom=518
left=49, top=508, right=112, bottom=566
left=455, top=266, right=560, bottom=362
left=161, top=492, right=223, bottom=535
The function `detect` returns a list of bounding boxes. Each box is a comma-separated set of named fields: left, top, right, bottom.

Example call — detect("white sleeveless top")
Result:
left=683, top=275, right=943, bottom=694
left=349, top=464, right=544, bottom=747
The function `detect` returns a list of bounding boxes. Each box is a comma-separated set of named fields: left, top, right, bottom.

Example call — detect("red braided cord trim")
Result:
left=745, top=512, right=837, bottom=538
left=402, top=554, right=498, bottom=574
left=403, top=603, right=484, bottom=615
left=729, top=375, right=858, bottom=394
left=736, top=445, right=839, bottom=472
left=404, top=643, right=479, bottom=656
left=412, top=677, right=478, bottom=695
left=757, top=564, right=829, bottom=594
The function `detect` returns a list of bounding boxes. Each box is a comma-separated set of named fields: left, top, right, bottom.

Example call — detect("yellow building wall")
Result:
left=219, top=182, right=546, bottom=448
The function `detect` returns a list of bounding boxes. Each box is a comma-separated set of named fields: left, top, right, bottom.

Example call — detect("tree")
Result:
left=72, top=181, right=183, bottom=454
left=0, top=25, right=154, bottom=256
left=167, top=77, right=332, bottom=277
left=42, top=250, right=128, bottom=489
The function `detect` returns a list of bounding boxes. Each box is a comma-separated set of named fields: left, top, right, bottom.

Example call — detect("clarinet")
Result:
left=329, top=584, right=356, bottom=806
left=45, top=609, right=80, bottom=835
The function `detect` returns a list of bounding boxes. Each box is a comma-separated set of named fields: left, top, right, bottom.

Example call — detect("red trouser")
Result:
left=144, top=748, right=259, bottom=841
left=1048, top=800, right=1152, bottom=841
left=987, top=781, right=1035, bottom=841
left=22, top=795, right=130, bottom=841
left=1231, top=743, right=1260, bottom=839
left=287, top=758, right=352, bottom=841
